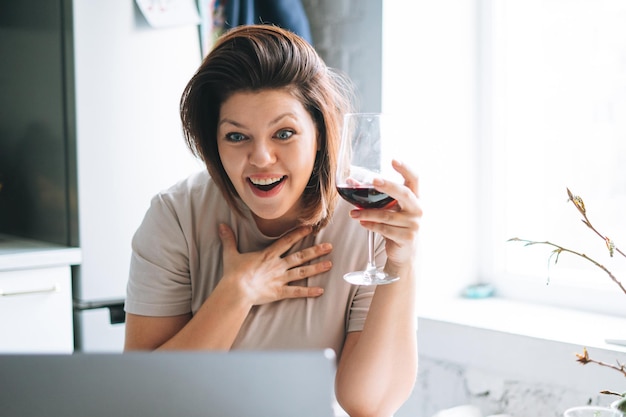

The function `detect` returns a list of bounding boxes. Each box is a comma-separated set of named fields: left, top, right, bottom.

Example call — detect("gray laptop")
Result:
left=0, top=349, right=337, bottom=417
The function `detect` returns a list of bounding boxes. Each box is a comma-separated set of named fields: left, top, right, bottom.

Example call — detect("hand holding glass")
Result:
left=335, top=113, right=399, bottom=285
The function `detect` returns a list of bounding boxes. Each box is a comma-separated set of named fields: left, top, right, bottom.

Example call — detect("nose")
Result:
left=249, top=139, right=276, bottom=167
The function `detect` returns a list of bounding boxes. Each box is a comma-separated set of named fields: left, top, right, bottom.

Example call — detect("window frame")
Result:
left=479, top=0, right=626, bottom=317
left=382, top=0, right=626, bottom=318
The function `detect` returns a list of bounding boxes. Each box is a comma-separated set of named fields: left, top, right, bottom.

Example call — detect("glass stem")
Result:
left=366, top=230, right=378, bottom=274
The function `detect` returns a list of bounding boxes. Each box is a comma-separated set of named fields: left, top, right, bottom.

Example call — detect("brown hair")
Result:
left=180, top=24, right=353, bottom=230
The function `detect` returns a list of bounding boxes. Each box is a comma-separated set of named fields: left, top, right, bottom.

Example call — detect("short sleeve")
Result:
left=344, top=229, right=384, bottom=333
left=346, top=284, right=375, bottom=333
left=124, top=193, right=192, bottom=317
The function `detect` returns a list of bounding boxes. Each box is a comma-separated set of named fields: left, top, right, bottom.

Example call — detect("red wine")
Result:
left=336, top=185, right=397, bottom=209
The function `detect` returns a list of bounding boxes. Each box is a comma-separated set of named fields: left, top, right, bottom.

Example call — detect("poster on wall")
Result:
left=197, top=1, right=226, bottom=57
left=135, top=0, right=201, bottom=28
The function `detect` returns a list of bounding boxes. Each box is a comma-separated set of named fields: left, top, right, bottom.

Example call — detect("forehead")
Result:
left=219, top=89, right=311, bottom=124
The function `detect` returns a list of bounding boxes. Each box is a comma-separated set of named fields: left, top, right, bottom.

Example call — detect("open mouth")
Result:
left=248, top=176, right=286, bottom=192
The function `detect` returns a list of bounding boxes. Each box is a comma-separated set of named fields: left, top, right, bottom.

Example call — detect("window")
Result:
left=383, top=1, right=626, bottom=317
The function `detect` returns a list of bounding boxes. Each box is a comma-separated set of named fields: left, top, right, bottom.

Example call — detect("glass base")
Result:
left=343, top=267, right=399, bottom=286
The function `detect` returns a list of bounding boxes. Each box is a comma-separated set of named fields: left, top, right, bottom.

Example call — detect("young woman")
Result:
left=124, top=24, right=422, bottom=417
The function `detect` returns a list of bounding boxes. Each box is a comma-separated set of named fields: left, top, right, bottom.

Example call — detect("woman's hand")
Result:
left=218, top=224, right=333, bottom=305
left=348, top=159, right=421, bottom=276
left=337, top=160, right=421, bottom=417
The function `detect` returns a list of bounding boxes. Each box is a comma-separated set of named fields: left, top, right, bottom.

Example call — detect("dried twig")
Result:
left=508, top=188, right=626, bottom=395
left=566, top=188, right=626, bottom=260
left=576, top=347, right=626, bottom=380
left=507, top=238, right=626, bottom=296
left=508, top=188, right=626, bottom=296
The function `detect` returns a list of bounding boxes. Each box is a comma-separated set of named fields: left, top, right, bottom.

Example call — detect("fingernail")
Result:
left=313, top=288, right=324, bottom=296
left=373, top=178, right=384, bottom=186
left=350, top=210, right=361, bottom=218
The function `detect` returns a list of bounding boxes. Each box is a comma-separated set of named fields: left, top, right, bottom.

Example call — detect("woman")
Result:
left=124, top=24, right=422, bottom=417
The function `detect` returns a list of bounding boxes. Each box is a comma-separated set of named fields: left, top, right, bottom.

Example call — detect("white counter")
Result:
left=0, top=234, right=82, bottom=271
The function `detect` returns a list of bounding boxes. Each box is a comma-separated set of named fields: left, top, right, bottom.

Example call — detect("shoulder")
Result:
left=149, top=170, right=223, bottom=213
left=135, top=170, right=229, bottom=239
left=157, top=169, right=214, bottom=200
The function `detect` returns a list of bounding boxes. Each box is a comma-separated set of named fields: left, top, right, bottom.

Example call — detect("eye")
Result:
left=225, top=132, right=247, bottom=142
left=274, top=129, right=294, bottom=140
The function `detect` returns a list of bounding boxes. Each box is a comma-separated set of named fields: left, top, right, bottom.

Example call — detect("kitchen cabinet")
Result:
left=0, top=235, right=81, bottom=353
left=1, top=0, right=201, bottom=352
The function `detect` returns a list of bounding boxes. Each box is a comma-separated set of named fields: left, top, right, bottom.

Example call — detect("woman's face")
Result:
left=217, top=89, right=319, bottom=235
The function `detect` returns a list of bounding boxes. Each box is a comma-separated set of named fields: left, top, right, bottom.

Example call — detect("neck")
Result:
left=252, top=214, right=300, bottom=238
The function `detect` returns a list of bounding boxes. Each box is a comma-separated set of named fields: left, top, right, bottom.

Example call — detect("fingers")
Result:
left=220, top=223, right=319, bottom=261
left=367, top=217, right=420, bottom=246
left=274, top=257, right=331, bottom=300
left=373, top=160, right=419, bottom=208
left=361, top=160, right=420, bottom=219
left=280, top=285, right=325, bottom=299
left=283, top=241, right=333, bottom=269
left=350, top=209, right=419, bottom=244
left=352, top=160, right=422, bottom=244
left=265, top=225, right=315, bottom=258
left=367, top=179, right=421, bottom=221
left=280, top=243, right=333, bottom=287
left=392, top=159, right=419, bottom=198
left=219, top=222, right=333, bottom=302
left=218, top=223, right=237, bottom=257
left=285, top=256, right=332, bottom=280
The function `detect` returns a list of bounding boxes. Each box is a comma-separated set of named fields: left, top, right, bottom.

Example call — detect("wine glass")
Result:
left=335, top=112, right=399, bottom=285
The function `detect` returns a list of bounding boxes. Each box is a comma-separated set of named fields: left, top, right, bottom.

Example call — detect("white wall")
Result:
left=382, top=0, right=480, bottom=302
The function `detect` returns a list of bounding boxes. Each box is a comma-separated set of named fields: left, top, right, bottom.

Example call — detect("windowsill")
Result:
left=416, top=295, right=626, bottom=393
left=419, top=295, right=626, bottom=352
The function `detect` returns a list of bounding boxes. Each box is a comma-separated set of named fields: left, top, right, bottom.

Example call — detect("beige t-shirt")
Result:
left=125, top=170, right=379, bottom=356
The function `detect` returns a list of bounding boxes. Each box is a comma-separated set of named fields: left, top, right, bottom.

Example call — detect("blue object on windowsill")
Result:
left=462, top=283, right=496, bottom=299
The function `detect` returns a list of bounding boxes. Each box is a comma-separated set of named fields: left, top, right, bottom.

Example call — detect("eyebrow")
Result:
left=218, top=112, right=298, bottom=129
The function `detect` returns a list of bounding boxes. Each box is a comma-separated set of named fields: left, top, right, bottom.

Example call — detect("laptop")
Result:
left=0, top=349, right=338, bottom=417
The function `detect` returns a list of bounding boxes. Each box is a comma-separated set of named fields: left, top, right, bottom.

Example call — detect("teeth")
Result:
left=249, top=176, right=283, bottom=185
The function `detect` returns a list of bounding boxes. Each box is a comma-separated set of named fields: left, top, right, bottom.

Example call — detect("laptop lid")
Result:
left=0, top=349, right=337, bottom=417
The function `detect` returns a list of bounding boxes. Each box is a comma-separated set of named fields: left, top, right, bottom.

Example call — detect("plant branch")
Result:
left=576, top=347, right=626, bottom=378
left=507, top=238, right=626, bottom=296
left=509, top=188, right=626, bottom=394
left=567, top=188, right=626, bottom=259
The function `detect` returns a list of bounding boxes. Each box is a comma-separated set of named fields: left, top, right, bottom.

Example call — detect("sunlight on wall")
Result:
left=382, top=1, right=479, bottom=301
